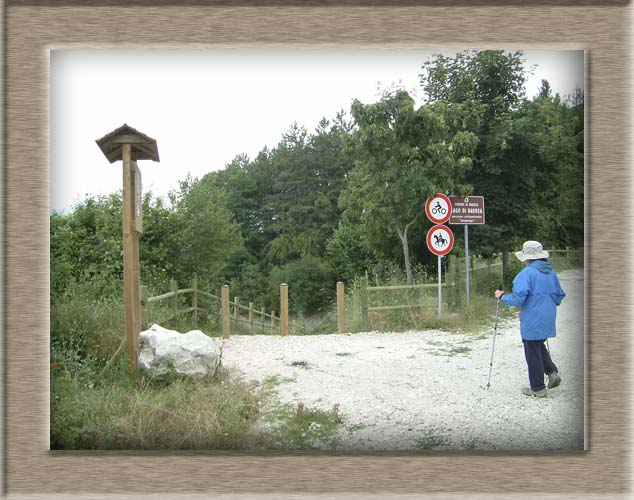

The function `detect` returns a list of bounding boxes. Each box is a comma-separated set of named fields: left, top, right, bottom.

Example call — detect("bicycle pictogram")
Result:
left=425, top=193, right=452, bottom=225
left=431, top=201, right=447, bottom=215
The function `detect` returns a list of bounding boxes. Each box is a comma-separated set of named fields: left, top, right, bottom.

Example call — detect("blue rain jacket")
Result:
left=501, top=260, right=566, bottom=340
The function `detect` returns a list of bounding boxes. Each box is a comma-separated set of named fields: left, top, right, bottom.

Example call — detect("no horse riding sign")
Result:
left=426, top=224, right=454, bottom=256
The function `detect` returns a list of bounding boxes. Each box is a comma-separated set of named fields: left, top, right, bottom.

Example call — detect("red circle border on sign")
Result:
left=426, top=224, right=454, bottom=256
left=425, top=193, right=452, bottom=224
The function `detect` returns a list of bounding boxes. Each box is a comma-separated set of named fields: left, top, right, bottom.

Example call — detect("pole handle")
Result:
left=496, top=284, right=504, bottom=302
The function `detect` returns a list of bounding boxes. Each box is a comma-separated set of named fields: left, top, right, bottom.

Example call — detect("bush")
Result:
left=268, top=255, right=336, bottom=315
left=51, top=282, right=125, bottom=368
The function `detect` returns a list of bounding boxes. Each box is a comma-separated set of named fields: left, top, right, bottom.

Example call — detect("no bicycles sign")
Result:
left=425, top=193, right=452, bottom=225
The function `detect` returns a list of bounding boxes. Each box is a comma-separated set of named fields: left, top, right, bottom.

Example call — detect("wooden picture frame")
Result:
left=3, top=1, right=630, bottom=498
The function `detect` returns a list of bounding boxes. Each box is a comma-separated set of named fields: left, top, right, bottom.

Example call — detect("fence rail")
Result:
left=334, top=248, right=582, bottom=333
left=141, top=279, right=294, bottom=338
left=361, top=259, right=457, bottom=329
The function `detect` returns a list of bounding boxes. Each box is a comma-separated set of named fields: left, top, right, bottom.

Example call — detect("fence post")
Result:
left=192, top=276, right=198, bottom=328
left=232, top=296, right=238, bottom=333
left=221, top=285, right=230, bottom=339
left=249, top=302, right=254, bottom=333
left=140, top=285, right=149, bottom=330
left=260, top=308, right=265, bottom=334
left=280, top=283, right=289, bottom=336
left=170, top=280, right=178, bottom=324
left=271, top=310, right=275, bottom=332
left=360, top=275, right=368, bottom=331
left=337, top=281, right=345, bottom=334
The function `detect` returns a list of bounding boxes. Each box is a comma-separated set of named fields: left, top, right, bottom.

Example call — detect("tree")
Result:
left=421, top=50, right=530, bottom=279
left=50, top=194, right=124, bottom=298
left=420, top=51, right=583, bottom=284
left=169, top=175, right=244, bottom=288
left=533, top=83, right=584, bottom=248
left=138, top=193, right=183, bottom=290
left=342, top=90, right=477, bottom=284
left=325, top=221, right=377, bottom=283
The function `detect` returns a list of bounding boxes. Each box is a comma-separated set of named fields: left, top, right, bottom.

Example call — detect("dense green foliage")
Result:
left=51, top=50, right=583, bottom=317
left=51, top=50, right=583, bottom=450
left=420, top=51, right=584, bottom=284
left=343, top=90, right=477, bottom=284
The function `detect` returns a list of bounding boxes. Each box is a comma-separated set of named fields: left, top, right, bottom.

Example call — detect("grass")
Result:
left=51, top=364, right=263, bottom=450
left=415, top=428, right=448, bottom=450
left=50, top=291, right=343, bottom=451
left=50, top=282, right=346, bottom=450
left=429, top=344, right=472, bottom=357
left=51, top=361, right=344, bottom=450
left=258, top=402, right=343, bottom=450
left=50, top=257, right=579, bottom=450
left=254, top=375, right=343, bottom=449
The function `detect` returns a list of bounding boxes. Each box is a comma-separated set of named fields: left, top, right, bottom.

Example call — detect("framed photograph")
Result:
left=3, top=1, right=631, bottom=498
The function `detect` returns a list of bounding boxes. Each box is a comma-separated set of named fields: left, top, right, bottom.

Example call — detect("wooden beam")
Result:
left=221, top=285, right=230, bottom=339
left=337, top=281, right=345, bottom=334
left=122, top=143, right=141, bottom=371
left=280, top=283, right=289, bottom=336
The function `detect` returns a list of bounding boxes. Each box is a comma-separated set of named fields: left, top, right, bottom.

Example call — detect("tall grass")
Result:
left=51, top=365, right=264, bottom=450
left=50, top=279, right=342, bottom=450
left=340, top=253, right=582, bottom=335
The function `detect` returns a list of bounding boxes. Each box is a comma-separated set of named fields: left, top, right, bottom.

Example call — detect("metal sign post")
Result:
left=449, top=196, right=486, bottom=307
left=438, top=255, right=442, bottom=317
left=465, top=224, right=470, bottom=305
left=426, top=223, right=454, bottom=317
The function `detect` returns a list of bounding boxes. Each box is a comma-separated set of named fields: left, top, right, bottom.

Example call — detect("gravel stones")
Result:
left=221, top=270, right=584, bottom=451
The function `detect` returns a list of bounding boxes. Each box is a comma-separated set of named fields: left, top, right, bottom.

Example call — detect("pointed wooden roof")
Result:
left=96, top=124, right=160, bottom=163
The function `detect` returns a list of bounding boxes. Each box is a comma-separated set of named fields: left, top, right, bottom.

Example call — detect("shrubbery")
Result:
left=269, top=255, right=336, bottom=316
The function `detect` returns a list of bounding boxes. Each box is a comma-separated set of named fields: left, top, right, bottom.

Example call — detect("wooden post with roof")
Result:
left=96, top=124, right=159, bottom=372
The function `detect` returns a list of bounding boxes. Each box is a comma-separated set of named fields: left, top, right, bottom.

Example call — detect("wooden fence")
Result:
left=335, top=256, right=458, bottom=333
left=335, top=248, right=582, bottom=333
left=455, top=248, right=583, bottom=276
left=140, top=279, right=294, bottom=338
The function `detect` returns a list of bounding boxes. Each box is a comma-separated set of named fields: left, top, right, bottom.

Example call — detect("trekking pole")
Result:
left=486, top=285, right=504, bottom=390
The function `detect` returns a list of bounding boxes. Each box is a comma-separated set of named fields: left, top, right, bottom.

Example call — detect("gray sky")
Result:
left=51, top=50, right=584, bottom=213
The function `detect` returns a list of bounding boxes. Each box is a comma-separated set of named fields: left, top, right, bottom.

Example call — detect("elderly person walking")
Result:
left=494, top=241, right=566, bottom=398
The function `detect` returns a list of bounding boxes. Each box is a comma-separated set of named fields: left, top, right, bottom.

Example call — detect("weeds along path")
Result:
left=221, top=269, right=584, bottom=450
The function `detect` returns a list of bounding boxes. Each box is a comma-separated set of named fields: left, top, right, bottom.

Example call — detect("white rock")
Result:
left=138, top=324, right=220, bottom=379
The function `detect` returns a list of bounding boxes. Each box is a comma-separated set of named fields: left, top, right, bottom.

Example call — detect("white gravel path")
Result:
left=221, top=270, right=584, bottom=451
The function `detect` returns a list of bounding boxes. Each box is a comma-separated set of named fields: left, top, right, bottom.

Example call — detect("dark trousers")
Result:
left=522, top=339, right=558, bottom=391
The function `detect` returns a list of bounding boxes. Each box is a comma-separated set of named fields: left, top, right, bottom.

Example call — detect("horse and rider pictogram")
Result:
left=426, top=224, right=454, bottom=256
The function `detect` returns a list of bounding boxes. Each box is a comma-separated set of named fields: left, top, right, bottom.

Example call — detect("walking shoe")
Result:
left=521, top=387, right=547, bottom=398
left=547, top=372, right=561, bottom=389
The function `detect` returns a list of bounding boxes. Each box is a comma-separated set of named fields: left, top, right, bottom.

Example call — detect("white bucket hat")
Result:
left=515, top=240, right=549, bottom=262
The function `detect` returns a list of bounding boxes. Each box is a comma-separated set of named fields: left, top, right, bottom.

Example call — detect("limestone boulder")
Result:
left=138, top=324, right=221, bottom=379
